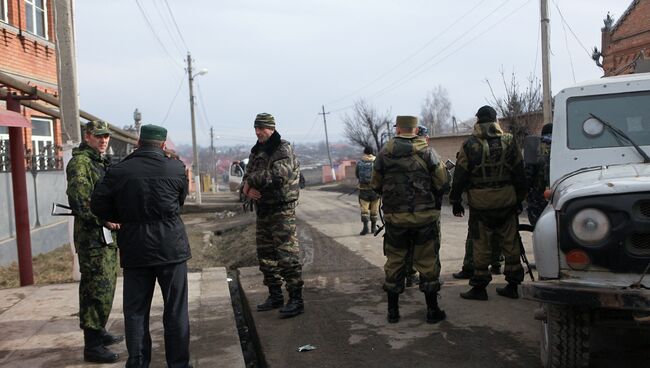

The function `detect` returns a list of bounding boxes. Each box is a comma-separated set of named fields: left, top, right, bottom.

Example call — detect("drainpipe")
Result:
left=6, top=95, right=34, bottom=286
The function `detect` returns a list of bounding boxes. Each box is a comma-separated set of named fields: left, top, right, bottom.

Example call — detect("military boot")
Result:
left=460, top=286, right=488, bottom=301
left=425, top=292, right=446, bottom=324
left=257, top=285, right=284, bottom=311
left=279, top=289, right=304, bottom=318
left=387, top=292, right=400, bottom=323
left=452, top=269, right=474, bottom=279
left=370, top=219, right=377, bottom=234
left=100, top=327, right=124, bottom=346
left=496, top=283, right=519, bottom=299
left=84, top=329, right=119, bottom=363
left=359, top=219, right=369, bottom=235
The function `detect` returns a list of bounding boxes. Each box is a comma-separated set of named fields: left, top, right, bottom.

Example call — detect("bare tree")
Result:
left=486, top=70, right=542, bottom=145
left=420, top=86, right=452, bottom=136
left=343, top=99, right=390, bottom=152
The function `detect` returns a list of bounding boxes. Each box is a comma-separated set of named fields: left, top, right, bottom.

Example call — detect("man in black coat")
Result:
left=91, top=124, right=192, bottom=368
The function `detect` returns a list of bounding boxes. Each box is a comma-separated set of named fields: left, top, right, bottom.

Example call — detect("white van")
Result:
left=228, top=158, right=248, bottom=194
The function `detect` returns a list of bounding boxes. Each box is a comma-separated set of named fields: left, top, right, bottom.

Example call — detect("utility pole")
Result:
left=187, top=52, right=202, bottom=204
left=210, top=126, right=216, bottom=192
left=54, top=0, right=81, bottom=282
left=319, top=105, right=336, bottom=181
left=540, top=0, right=553, bottom=125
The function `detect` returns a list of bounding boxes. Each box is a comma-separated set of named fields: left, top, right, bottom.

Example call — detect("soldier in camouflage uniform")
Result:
left=449, top=106, right=527, bottom=301
left=452, top=234, right=503, bottom=279
left=371, top=116, right=449, bottom=324
left=66, top=120, right=122, bottom=363
left=356, top=146, right=380, bottom=235
left=526, top=123, right=552, bottom=226
left=242, top=113, right=304, bottom=318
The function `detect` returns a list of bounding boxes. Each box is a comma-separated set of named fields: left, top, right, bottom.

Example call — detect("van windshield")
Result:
left=567, top=91, right=650, bottom=149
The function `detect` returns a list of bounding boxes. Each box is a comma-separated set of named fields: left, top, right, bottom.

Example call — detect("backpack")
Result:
left=357, top=160, right=373, bottom=184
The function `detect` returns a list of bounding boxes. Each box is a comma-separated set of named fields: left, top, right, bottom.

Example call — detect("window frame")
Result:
left=0, top=0, right=8, bottom=23
left=25, top=0, right=48, bottom=39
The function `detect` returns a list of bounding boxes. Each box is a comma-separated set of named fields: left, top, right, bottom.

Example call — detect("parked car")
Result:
left=522, top=72, right=650, bottom=367
left=229, top=158, right=248, bottom=200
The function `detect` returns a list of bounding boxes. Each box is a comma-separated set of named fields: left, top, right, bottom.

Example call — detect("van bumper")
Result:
left=522, top=281, right=650, bottom=311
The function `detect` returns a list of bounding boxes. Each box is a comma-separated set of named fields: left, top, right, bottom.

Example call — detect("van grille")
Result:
left=639, top=201, right=650, bottom=218
left=627, top=233, right=650, bottom=256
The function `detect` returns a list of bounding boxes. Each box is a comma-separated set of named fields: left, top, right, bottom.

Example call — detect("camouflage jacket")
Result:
left=66, top=143, right=115, bottom=251
left=449, top=122, right=527, bottom=210
left=371, top=134, right=449, bottom=227
left=244, top=130, right=300, bottom=209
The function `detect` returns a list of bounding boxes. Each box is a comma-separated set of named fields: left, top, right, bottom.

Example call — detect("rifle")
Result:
left=337, top=187, right=358, bottom=199
left=517, top=223, right=535, bottom=281
left=373, top=199, right=385, bottom=236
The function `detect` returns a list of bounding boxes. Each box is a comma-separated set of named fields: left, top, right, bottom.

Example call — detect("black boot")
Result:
left=257, top=285, right=284, bottom=311
left=100, top=327, right=124, bottom=346
left=387, top=292, right=400, bottom=323
left=279, top=289, right=304, bottom=318
left=425, top=292, right=446, bottom=324
left=84, top=329, right=119, bottom=363
left=452, top=269, right=474, bottom=279
left=370, top=219, right=377, bottom=234
left=359, top=219, right=369, bottom=235
left=496, top=283, right=519, bottom=299
left=460, top=286, right=488, bottom=301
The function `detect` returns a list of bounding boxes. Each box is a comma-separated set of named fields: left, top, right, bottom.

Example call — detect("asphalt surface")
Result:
left=239, top=187, right=542, bottom=368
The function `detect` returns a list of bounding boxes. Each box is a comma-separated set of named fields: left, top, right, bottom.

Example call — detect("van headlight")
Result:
left=570, top=208, right=610, bottom=244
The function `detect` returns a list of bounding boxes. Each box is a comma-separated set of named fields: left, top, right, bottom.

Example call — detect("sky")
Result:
left=74, top=0, right=631, bottom=147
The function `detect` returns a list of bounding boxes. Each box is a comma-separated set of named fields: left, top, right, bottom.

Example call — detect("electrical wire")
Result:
left=552, top=0, right=592, bottom=58
left=325, top=0, right=489, bottom=107
left=134, top=0, right=183, bottom=69
left=150, top=0, right=185, bottom=56
left=369, top=0, right=531, bottom=101
left=302, top=114, right=322, bottom=141
left=195, top=80, right=212, bottom=134
left=161, top=71, right=187, bottom=125
left=163, top=0, right=190, bottom=51
left=556, top=1, right=576, bottom=83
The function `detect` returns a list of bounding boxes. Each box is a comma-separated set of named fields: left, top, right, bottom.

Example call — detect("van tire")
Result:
left=540, top=304, right=590, bottom=368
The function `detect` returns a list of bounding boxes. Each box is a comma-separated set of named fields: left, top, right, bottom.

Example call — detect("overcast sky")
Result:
left=74, top=0, right=630, bottom=147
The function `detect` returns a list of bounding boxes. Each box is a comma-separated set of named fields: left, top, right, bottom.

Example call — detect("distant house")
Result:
left=599, top=0, right=650, bottom=76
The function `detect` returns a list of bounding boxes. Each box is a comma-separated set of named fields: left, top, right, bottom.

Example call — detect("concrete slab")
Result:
left=0, top=267, right=244, bottom=368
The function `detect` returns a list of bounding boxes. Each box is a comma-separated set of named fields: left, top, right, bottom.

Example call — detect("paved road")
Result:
left=241, top=187, right=542, bottom=368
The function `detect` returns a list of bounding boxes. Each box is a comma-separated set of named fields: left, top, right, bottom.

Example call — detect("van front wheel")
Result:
left=540, top=304, right=590, bottom=368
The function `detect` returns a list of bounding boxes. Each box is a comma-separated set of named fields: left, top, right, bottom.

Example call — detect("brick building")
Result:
left=599, top=0, right=650, bottom=76
left=0, top=0, right=62, bottom=170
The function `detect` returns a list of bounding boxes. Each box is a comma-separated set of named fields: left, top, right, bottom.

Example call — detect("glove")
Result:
left=452, top=202, right=465, bottom=217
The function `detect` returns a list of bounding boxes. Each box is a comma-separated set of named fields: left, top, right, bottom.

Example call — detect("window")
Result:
left=567, top=91, right=650, bottom=150
left=30, top=117, right=55, bottom=170
left=1, top=0, right=8, bottom=23
left=25, top=0, right=48, bottom=39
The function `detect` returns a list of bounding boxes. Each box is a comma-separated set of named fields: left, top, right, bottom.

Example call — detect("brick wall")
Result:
left=1, top=0, right=61, bottom=158
left=601, top=0, right=650, bottom=76
left=428, top=134, right=471, bottom=162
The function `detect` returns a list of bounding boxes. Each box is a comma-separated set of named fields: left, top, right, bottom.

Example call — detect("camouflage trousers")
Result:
left=468, top=208, right=524, bottom=288
left=256, top=207, right=304, bottom=292
left=358, top=197, right=380, bottom=222
left=461, top=232, right=502, bottom=273
left=77, top=246, right=118, bottom=331
left=383, top=221, right=441, bottom=294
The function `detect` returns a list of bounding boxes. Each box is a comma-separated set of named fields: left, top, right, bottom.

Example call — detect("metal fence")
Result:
left=0, top=139, right=64, bottom=172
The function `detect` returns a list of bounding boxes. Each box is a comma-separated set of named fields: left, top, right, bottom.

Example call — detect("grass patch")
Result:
left=0, top=245, right=74, bottom=289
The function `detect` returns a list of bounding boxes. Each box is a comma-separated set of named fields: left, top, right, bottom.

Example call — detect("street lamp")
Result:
left=187, top=51, right=207, bottom=204
left=133, top=108, right=142, bottom=135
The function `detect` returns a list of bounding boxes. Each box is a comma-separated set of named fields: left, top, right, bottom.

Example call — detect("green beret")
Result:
left=396, top=115, right=418, bottom=129
left=254, top=113, right=275, bottom=129
left=140, top=124, right=167, bottom=141
left=85, top=120, right=110, bottom=136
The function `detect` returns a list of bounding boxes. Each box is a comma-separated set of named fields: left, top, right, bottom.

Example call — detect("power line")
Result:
left=134, top=0, right=183, bottom=68
left=552, top=0, right=592, bottom=58
left=163, top=0, right=190, bottom=51
left=195, top=80, right=212, bottom=134
left=302, top=113, right=322, bottom=141
left=325, top=0, right=489, bottom=107
left=369, top=0, right=531, bottom=101
left=150, top=0, right=185, bottom=56
left=556, top=1, right=576, bottom=83
left=161, top=71, right=187, bottom=125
